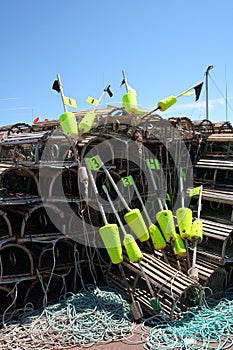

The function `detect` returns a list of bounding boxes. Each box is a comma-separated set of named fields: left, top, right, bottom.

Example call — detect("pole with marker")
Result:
left=103, top=185, right=161, bottom=312
left=52, top=73, right=79, bottom=135
left=146, top=160, right=186, bottom=270
left=121, top=70, right=138, bottom=113
left=121, top=175, right=166, bottom=252
left=175, top=167, right=192, bottom=270
left=78, top=84, right=113, bottom=135
left=188, top=185, right=203, bottom=280
left=56, top=73, right=68, bottom=112
left=85, top=158, right=123, bottom=265
left=88, top=155, right=150, bottom=243
left=140, top=81, right=204, bottom=121
left=85, top=159, right=143, bottom=320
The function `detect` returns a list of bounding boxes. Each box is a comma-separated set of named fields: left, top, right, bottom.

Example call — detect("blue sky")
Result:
left=0, top=0, right=232, bottom=126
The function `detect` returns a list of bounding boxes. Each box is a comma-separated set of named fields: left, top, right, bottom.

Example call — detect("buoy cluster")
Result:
left=0, top=108, right=232, bottom=322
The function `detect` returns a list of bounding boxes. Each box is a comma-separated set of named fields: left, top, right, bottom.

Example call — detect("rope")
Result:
left=144, top=288, right=233, bottom=350
left=0, top=285, right=133, bottom=350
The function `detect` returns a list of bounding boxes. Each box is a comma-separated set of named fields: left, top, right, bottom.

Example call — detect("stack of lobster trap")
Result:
left=0, top=110, right=232, bottom=322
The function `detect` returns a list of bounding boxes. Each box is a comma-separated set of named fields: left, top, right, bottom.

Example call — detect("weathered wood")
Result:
left=207, top=133, right=233, bottom=142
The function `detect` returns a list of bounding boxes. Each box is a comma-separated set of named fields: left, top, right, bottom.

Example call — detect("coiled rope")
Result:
left=143, top=288, right=233, bottom=350
left=1, top=284, right=233, bottom=349
left=0, top=284, right=135, bottom=349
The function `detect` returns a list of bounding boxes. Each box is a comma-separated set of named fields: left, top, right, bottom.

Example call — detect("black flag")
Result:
left=194, top=82, right=203, bottom=101
left=52, top=79, right=61, bottom=93
left=120, top=78, right=125, bottom=87
left=104, top=84, right=113, bottom=97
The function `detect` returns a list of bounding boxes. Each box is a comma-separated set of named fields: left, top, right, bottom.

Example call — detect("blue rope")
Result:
left=144, top=290, right=233, bottom=349
left=0, top=284, right=134, bottom=349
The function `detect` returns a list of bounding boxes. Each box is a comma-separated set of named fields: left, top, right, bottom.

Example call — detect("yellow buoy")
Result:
left=78, top=111, right=96, bottom=134
left=191, top=219, right=203, bottom=241
left=157, top=96, right=177, bottom=111
left=176, top=207, right=192, bottom=240
left=173, top=233, right=187, bottom=258
left=122, top=93, right=138, bottom=112
left=59, top=112, right=78, bottom=135
left=99, top=224, right=123, bottom=264
left=124, top=208, right=150, bottom=242
left=123, top=234, right=143, bottom=263
left=149, top=224, right=166, bottom=250
left=156, top=210, right=176, bottom=242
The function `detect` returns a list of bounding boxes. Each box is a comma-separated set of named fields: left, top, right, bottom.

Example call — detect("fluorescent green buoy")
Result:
left=122, top=93, right=138, bottom=112
left=157, top=96, right=177, bottom=111
left=99, top=224, right=123, bottom=264
left=124, top=208, right=150, bottom=242
left=78, top=111, right=96, bottom=134
left=59, top=112, right=78, bottom=134
left=123, top=233, right=143, bottom=263
left=156, top=210, right=176, bottom=242
left=176, top=207, right=192, bottom=240
left=149, top=224, right=166, bottom=250
left=173, top=233, right=187, bottom=257
left=191, top=219, right=203, bottom=241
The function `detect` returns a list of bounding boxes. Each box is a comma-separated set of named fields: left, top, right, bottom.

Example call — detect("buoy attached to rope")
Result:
left=149, top=224, right=167, bottom=251
left=92, top=155, right=150, bottom=243
left=103, top=185, right=161, bottom=313
left=59, top=112, right=78, bottom=135
left=99, top=224, right=123, bottom=264
left=123, top=233, right=143, bottom=263
left=123, top=175, right=166, bottom=250
left=190, top=219, right=203, bottom=242
left=173, top=233, right=187, bottom=258
left=124, top=208, right=150, bottom=242
left=157, top=96, right=177, bottom=111
left=78, top=111, right=96, bottom=134
left=122, top=93, right=138, bottom=113
left=156, top=210, right=177, bottom=242
left=176, top=207, right=192, bottom=240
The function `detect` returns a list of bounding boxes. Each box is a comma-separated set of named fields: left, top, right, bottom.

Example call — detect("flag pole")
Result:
left=140, top=81, right=203, bottom=121
left=92, top=85, right=113, bottom=112
left=140, top=106, right=161, bottom=120
left=57, top=73, right=68, bottom=112
left=122, top=70, right=129, bottom=93
left=176, top=81, right=204, bottom=98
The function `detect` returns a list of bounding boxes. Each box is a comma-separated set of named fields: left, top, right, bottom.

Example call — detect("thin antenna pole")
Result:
left=205, top=65, right=214, bottom=120
left=57, top=73, right=68, bottom=112
left=225, top=65, right=228, bottom=121
left=122, top=70, right=129, bottom=93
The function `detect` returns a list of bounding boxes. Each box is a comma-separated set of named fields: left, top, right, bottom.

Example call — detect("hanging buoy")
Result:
left=99, top=224, right=123, bottom=264
left=157, top=96, right=177, bottom=111
left=176, top=207, right=192, bottom=240
left=149, top=224, right=166, bottom=250
left=102, top=183, right=161, bottom=312
left=78, top=111, right=96, bottom=134
left=173, top=233, right=187, bottom=257
left=59, top=112, right=78, bottom=134
left=156, top=210, right=176, bottom=242
left=123, top=175, right=164, bottom=249
left=190, top=219, right=203, bottom=241
left=124, top=208, right=150, bottom=242
left=123, top=233, right=143, bottom=263
left=122, top=93, right=138, bottom=112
